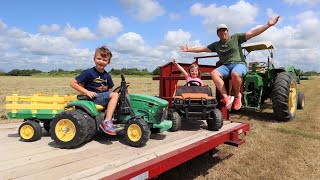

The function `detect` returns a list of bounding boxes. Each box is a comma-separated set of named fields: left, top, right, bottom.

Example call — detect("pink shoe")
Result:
left=224, top=96, right=234, bottom=110
left=233, top=94, right=242, bottom=110
left=100, top=120, right=116, bottom=135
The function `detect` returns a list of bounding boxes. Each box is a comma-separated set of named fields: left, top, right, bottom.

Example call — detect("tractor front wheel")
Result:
left=19, top=120, right=42, bottom=142
left=297, top=91, right=305, bottom=109
left=124, top=117, right=151, bottom=147
left=50, top=109, right=92, bottom=149
left=272, top=72, right=298, bottom=121
left=207, top=109, right=223, bottom=131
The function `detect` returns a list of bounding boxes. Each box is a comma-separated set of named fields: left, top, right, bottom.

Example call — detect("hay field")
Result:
left=1, top=76, right=319, bottom=179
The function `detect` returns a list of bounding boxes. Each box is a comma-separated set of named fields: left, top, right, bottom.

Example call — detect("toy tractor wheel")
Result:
left=206, top=109, right=223, bottom=131
left=272, top=72, right=298, bottom=121
left=168, top=110, right=181, bottom=132
left=43, top=121, right=50, bottom=133
left=19, top=120, right=42, bottom=142
left=125, top=117, right=151, bottom=147
left=297, top=91, right=305, bottom=109
left=50, top=109, right=93, bottom=149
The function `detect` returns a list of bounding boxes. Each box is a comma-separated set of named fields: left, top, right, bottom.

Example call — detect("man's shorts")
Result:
left=216, top=64, right=248, bottom=79
left=93, top=92, right=111, bottom=106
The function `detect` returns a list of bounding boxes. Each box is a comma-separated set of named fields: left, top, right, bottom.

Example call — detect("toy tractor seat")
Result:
left=77, top=95, right=106, bottom=111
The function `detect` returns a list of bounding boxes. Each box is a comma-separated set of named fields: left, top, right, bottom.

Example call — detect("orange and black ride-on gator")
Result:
left=167, top=80, right=223, bottom=132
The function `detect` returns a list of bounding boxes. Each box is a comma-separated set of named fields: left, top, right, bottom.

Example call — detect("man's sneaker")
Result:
left=233, top=93, right=242, bottom=110
left=224, top=96, right=234, bottom=110
left=100, top=120, right=116, bottom=135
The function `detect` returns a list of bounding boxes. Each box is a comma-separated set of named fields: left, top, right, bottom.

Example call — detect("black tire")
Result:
left=272, top=72, right=298, bottom=121
left=297, top=91, right=305, bottom=109
left=83, top=112, right=96, bottom=142
left=19, top=120, right=42, bottom=142
left=43, top=120, right=51, bottom=133
left=168, top=110, right=181, bottom=132
left=151, top=128, right=161, bottom=134
left=50, top=109, right=90, bottom=149
left=124, top=117, right=151, bottom=147
left=206, top=109, right=223, bottom=131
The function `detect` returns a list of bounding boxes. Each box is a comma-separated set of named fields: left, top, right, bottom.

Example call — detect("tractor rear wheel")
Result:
left=297, top=91, right=305, bottom=109
left=50, top=109, right=92, bottom=149
left=124, top=117, right=151, bottom=147
left=207, top=109, right=223, bottom=131
left=19, top=120, right=42, bottom=142
left=272, top=72, right=298, bottom=121
left=168, top=109, right=181, bottom=132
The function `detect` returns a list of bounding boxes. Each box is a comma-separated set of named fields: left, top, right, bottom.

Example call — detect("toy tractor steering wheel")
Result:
left=185, top=80, right=202, bottom=86
left=113, top=74, right=129, bottom=93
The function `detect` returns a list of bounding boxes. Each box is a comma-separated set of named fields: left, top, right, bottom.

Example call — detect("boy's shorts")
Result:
left=216, top=64, right=248, bottom=79
left=93, top=92, right=111, bottom=106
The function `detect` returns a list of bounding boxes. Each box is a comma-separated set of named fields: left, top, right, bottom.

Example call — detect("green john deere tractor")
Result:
left=49, top=74, right=172, bottom=148
left=242, top=41, right=305, bottom=121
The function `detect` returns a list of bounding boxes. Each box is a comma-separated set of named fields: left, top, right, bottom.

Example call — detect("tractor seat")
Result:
left=77, top=95, right=106, bottom=111
left=248, top=62, right=266, bottom=73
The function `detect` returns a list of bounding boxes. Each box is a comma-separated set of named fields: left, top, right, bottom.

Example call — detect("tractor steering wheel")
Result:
left=185, top=80, right=202, bottom=86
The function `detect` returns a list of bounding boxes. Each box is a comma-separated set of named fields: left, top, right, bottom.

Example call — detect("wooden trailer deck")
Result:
left=0, top=121, right=249, bottom=179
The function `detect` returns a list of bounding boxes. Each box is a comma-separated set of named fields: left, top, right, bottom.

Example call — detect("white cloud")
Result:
left=16, top=34, right=76, bottom=55
left=119, top=0, right=165, bottom=22
left=39, top=24, right=60, bottom=34
left=97, top=16, right=123, bottom=39
left=283, top=0, right=320, bottom=5
left=190, top=1, right=258, bottom=34
left=63, top=23, right=95, bottom=41
left=0, top=19, right=8, bottom=31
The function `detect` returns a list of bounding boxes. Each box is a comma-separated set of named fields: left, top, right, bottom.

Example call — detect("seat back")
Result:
left=175, top=86, right=213, bottom=97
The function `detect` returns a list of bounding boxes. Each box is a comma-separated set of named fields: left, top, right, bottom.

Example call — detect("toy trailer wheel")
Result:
left=297, top=91, right=305, bottom=109
left=272, top=72, right=298, bottom=121
left=19, top=120, right=42, bottom=142
left=206, top=109, right=223, bottom=131
left=168, top=110, right=181, bottom=132
left=125, top=117, right=151, bottom=147
left=50, top=109, right=92, bottom=149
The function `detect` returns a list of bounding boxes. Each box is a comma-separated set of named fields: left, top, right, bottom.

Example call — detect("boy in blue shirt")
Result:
left=70, top=46, right=119, bottom=135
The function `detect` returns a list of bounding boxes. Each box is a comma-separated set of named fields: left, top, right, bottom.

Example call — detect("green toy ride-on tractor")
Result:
left=6, top=74, right=172, bottom=148
left=242, top=41, right=305, bottom=121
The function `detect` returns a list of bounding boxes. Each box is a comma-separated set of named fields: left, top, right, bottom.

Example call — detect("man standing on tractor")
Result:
left=180, top=16, right=280, bottom=110
left=70, top=46, right=119, bottom=135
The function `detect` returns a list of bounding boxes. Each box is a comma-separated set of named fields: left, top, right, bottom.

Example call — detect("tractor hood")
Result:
left=129, top=94, right=168, bottom=107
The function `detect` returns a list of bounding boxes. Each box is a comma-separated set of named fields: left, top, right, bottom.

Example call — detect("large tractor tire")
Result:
left=19, top=120, right=42, bottom=142
left=168, top=109, right=181, bottom=132
left=297, top=91, right=305, bottom=109
left=50, top=109, right=93, bottom=149
left=124, top=117, right=151, bottom=147
left=207, top=109, right=223, bottom=131
left=272, top=72, right=298, bottom=121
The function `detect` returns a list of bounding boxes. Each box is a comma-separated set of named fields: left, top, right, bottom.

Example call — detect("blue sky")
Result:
left=0, top=0, right=319, bottom=73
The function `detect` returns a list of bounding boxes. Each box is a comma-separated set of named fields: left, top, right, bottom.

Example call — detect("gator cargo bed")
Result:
left=0, top=120, right=249, bottom=179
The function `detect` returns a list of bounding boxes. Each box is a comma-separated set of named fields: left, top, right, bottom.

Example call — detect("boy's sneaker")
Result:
left=233, top=93, right=242, bottom=110
left=224, top=96, right=234, bottom=110
left=100, top=120, right=116, bottom=135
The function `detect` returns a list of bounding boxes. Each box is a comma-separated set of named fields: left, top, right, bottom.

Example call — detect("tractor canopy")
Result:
left=242, top=41, right=275, bottom=53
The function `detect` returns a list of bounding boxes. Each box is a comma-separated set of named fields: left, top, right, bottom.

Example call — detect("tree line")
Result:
left=0, top=67, right=161, bottom=76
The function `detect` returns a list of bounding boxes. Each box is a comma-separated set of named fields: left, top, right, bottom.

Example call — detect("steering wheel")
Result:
left=185, top=80, right=202, bottom=86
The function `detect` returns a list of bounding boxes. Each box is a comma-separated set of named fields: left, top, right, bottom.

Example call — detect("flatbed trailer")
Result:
left=0, top=120, right=249, bottom=179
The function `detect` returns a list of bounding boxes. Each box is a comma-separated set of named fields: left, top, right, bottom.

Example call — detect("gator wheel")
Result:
left=19, top=120, right=42, bottom=142
left=207, top=109, right=223, bottom=131
left=297, top=91, right=305, bottom=109
left=168, top=109, right=181, bottom=132
left=125, top=117, right=151, bottom=147
left=272, top=72, right=298, bottom=121
left=43, top=121, right=50, bottom=133
left=50, top=109, right=91, bottom=149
